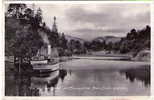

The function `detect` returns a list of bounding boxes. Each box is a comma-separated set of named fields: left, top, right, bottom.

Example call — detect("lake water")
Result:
left=5, top=59, right=150, bottom=96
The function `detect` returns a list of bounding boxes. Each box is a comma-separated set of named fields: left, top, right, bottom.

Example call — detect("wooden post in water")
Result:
left=19, top=57, right=22, bottom=74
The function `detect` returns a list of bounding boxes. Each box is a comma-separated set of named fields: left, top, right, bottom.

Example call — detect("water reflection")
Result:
left=32, top=69, right=68, bottom=96
left=14, top=74, right=39, bottom=96
left=120, top=65, right=150, bottom=86
left=6, top=60, right=150, bottom=96
left=12, top=68, right=68, bottom=96
left=59, top=69, right=67, bottom=82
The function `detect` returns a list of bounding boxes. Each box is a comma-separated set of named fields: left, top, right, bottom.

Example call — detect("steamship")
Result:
left=31, top=44, right=60, bottom=73
left=31, top=16, right=60, bottom=73
left=31, top=44, right=53, bottom=65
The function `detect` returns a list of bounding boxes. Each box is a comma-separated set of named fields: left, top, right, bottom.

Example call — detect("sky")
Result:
left=27, top=3, right=150, bottom=40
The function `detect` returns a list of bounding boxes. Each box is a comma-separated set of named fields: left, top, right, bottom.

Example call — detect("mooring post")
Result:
left=19, top=57, right=21, bottom=74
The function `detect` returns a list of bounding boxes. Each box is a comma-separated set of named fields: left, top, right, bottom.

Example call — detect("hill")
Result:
left=93, top=36, right=121, bottom=44
left=65, top=35, right=86, bottom=44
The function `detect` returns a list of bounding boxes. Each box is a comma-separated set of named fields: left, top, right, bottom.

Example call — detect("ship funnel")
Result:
left=48, top=44, right=51, bottom=59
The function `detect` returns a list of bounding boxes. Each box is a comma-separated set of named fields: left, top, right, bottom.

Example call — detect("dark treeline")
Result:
left=119, top=26, right=150, bottom=56
left=5, top=4, right=151, bottom=59
left=5, top=4, right=44, bottom=58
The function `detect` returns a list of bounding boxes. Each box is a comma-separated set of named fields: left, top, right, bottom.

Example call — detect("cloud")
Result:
left=36, top=3, right=150, bottom=40
left=65, top=4, right=150, bottom=38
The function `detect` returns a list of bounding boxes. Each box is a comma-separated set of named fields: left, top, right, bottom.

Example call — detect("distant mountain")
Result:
left=65, top=35, right=122, bottom=44
left=93, top=36, right=122, bottom=44
left=65, top=35, right=86, bottom=44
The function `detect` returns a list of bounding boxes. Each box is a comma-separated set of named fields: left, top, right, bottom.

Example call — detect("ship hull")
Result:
left=32, top=63, right=60, bottom=75
left=32, top=69, right=60, bottom=84
left=31, top=60, right=48, bottom=65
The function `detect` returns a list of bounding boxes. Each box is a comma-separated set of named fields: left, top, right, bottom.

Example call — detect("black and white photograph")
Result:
left=5, top=3, right=151, bottom=96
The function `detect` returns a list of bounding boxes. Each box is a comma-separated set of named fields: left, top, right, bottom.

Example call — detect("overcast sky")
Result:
left=31, top=3, right=150, bottom=40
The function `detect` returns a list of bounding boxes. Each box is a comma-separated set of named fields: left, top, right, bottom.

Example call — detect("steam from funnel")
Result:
left=38, top=29, right=51, bottom=59
left=39, top=30, right=50, bottom=45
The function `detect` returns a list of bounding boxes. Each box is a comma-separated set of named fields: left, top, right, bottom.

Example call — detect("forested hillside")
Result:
left=118, top=26, right=150, bottom=55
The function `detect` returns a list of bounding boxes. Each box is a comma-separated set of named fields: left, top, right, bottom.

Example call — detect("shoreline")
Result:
left=5, top=52, right=150, bottom=64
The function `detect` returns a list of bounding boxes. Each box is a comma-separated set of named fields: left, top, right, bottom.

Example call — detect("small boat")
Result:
left=30, top=43, right=60, bottom=73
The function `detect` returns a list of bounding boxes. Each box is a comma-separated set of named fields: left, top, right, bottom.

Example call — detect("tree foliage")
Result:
left=118, top=25, right=150, bottom=54
left=5, top=4, right=44, bottom=58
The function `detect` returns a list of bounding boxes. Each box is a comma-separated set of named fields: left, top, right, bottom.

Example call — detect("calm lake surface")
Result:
left=5, top=58, right=150, bottom=96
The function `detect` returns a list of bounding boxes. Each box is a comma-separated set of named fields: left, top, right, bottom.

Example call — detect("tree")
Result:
left=69, top=39, right=76, bottom=53
left=84, top=41, right=91, bottom=50
left=106, top=42, right=113, bottom=51
left=47, top=31, right=59, bottom=47
left=91, top=40, right=103, bottom=51
left=59, top=33, right=68, bottom=49
left=35, top=8, right=43, bottom=25
left=75, top=40, right=81, bottom=49
left=24, top=8, right=33, bottom=18
left=119, top=25, right=151, bottom=54
left=5, top=4, right=44, bottom=60
left=126, top=29, right=137, bottom=40
left=7, top=4, right=26, bottom=18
